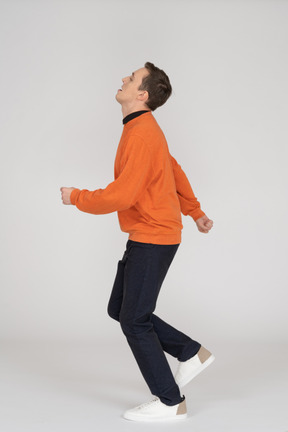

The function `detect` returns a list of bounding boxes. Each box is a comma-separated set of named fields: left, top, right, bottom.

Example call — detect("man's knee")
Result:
left=119, top=313, right=152, bottom=337
left=107, top=303, right=120, bottom=322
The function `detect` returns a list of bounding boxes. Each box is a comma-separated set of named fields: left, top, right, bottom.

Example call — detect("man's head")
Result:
left=116, top=62, right=172, bottom=115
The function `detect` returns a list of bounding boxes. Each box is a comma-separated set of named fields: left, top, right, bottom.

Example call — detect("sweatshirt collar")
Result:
left=122, top=110, right=151, bottom=125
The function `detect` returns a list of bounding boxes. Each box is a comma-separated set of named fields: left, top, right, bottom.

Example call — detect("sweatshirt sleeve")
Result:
left=70, top=135, right=154, bottom=215
left=169, top=153, right=206, bottom=221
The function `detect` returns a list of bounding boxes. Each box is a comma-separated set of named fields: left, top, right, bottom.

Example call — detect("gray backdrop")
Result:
left=1, top=0, right=287, bottom=346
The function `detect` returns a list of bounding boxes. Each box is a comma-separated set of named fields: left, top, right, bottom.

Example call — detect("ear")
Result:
left=137, top=90, right=149, bottom=103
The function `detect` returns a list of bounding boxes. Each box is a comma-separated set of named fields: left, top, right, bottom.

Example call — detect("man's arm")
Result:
left=68, top=135, right=154, bottom=215
left=169, top=153, right=206, bottom=221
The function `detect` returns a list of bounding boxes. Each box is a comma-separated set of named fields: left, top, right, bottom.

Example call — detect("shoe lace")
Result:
left=138, top=397, right=160, bottom=409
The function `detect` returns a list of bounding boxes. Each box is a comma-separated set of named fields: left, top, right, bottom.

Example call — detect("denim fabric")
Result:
left=107, top=239, right=201, bottom=406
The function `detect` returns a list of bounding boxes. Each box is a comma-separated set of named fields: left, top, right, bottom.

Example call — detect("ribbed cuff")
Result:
left=70, top=188, right=81, bottom=205
left=190, top=209, right=206, bottom=221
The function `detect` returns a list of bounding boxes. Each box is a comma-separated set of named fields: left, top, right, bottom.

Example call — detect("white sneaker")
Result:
left=175, top=346, right=215, bottom=388
left=123, top=396, right=188, bottom=422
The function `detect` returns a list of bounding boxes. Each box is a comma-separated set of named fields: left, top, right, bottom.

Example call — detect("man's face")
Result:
left=115, top=67, right=149, bottom=106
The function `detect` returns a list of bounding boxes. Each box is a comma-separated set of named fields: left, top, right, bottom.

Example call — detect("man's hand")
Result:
left=195, top=215, right=214, bottom=233
left=60, top=187, right=76, bottom=205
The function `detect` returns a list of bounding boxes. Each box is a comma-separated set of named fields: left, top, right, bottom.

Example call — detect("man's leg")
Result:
left=121, top=240, right=183, bottom=406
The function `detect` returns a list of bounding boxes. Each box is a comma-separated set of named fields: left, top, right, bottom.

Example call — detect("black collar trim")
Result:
left=123, top=110, right=150, bottom=125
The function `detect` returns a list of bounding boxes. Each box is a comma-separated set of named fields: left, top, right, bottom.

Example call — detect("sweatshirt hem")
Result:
left=128, top=231, right=181, bottom=245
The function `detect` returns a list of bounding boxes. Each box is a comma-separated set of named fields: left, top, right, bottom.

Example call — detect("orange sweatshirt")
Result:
left=70, top=111, right=205, bottom=244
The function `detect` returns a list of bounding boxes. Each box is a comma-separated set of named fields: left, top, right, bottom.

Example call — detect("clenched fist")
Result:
left=195, top=215, right=214, bottom=233
left=60, top=187, right=76, bottom=205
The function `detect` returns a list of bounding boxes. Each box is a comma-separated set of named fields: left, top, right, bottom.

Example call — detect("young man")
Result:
left=60, top=62, right=214, bottom=422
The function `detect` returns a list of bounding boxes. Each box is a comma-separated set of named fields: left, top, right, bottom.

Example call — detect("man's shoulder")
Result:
left=127, top=116, right=165, bottom=140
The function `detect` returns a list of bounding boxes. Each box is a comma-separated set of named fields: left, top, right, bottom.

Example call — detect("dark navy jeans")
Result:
left=107, top=239, right=201, bottom=406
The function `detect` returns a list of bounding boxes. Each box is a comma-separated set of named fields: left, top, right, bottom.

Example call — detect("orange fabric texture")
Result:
left=70, top=111, right=205, bottom=244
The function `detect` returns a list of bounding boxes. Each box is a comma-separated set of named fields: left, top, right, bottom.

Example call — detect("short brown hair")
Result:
left=138, top=62, right=172, bottom=111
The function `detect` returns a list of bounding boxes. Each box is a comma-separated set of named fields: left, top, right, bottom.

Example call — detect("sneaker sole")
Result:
left=123, top=413, right=188, bottom=422
left=176, top=354, right=215, bottom=388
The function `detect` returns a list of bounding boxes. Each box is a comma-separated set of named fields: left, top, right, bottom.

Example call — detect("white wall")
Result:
left=0, top=0, right=287, bottom=344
